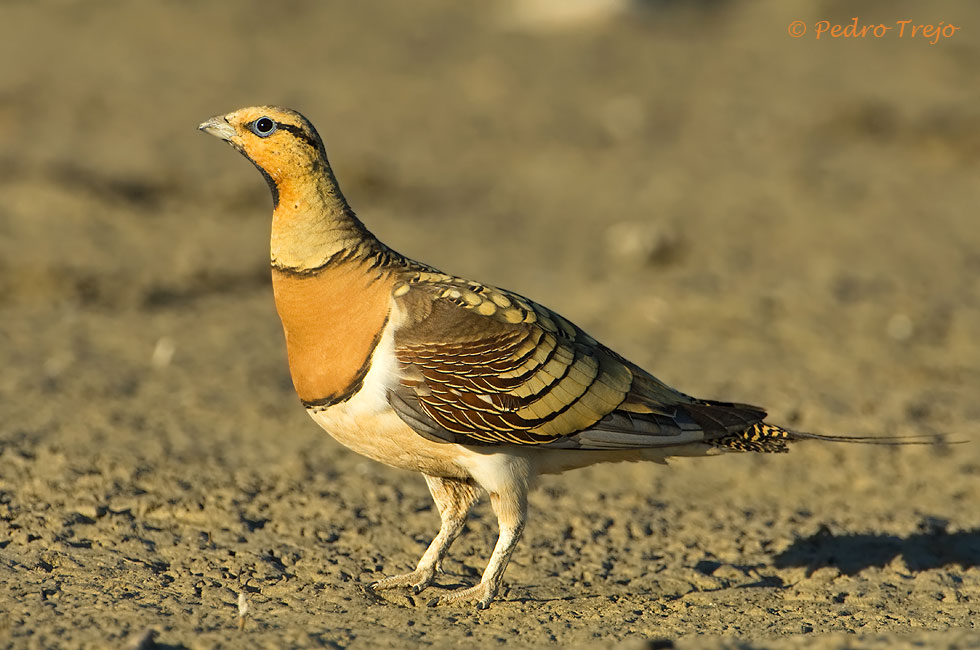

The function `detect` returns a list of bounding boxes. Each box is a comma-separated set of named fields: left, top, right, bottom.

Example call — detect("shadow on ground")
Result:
left=774, top=524, right=980, bottom=575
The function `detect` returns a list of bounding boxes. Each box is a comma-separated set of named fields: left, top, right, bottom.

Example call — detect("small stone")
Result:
left=886, top=313, right=914, bottom=341
left=151, top=336, right=176, bottom=368
left=72, top=504, right=103, bottom=520
left=604, top=220, right=681, bottom=268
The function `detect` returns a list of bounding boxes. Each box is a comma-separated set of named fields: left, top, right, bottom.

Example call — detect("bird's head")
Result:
left=199, top=106, right=328, bottom=206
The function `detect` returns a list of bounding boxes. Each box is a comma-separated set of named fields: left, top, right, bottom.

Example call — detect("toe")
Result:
left=427, top=581, right=498, bottom=608
left=370, top=568, right=436, bottom=593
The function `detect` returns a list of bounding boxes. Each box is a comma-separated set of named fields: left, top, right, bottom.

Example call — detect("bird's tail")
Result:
left=710, top=422, right=947, bottom=454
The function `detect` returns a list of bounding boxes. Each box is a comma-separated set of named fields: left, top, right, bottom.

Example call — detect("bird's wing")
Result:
left=389, top=270, right=767, bottom=449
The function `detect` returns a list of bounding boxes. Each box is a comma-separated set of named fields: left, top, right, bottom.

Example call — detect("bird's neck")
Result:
left=270, top=162, right=381, bottom=273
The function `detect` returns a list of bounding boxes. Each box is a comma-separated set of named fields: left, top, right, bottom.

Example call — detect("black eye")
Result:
left=251, top=117, right=277, bottom=137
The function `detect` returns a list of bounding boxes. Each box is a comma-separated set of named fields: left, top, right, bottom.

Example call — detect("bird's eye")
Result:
left=251, top=117, right=277, bottom=137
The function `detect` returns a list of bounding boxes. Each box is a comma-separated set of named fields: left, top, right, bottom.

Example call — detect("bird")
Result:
left=199, top=106, right=911, bottom=609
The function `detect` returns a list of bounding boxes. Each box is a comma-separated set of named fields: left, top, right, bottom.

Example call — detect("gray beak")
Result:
left=198, top=115, right=237, bottom=141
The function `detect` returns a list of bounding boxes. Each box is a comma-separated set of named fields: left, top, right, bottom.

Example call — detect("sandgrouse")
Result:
left=200, top=106, right=890, bottom=609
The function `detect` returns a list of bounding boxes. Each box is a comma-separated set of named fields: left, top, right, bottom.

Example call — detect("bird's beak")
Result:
left=198, top=115, right=237, bottom=141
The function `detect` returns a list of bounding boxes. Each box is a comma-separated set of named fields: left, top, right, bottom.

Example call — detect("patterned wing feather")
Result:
left=389, top=271, right=768, bottom=449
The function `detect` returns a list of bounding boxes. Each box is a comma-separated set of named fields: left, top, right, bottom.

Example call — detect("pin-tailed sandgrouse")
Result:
left=200, top=106, right=899, bottom=609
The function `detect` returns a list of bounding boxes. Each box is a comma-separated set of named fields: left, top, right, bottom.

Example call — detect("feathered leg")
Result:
left=427, top=481, right=528, bottom=609
left=371, top=474, right=480, bottom=593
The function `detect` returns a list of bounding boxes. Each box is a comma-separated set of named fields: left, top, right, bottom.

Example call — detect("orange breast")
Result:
left=271, top=263, right=393, bottom=404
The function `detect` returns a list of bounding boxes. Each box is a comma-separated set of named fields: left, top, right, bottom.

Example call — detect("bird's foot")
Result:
left=427, top=580, right=498, bottom=610
left=370, top=567, right=437, bottom=595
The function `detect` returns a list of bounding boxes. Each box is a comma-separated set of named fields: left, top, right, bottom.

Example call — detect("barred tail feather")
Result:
left=710, top=422, right=946, bottom=453
left=711, top=423, right=792, bottom=453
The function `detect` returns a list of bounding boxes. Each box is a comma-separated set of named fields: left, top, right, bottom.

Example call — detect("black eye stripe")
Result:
left=245, top=116, right=320, bottom=149
left=276, top=122, right=321, bottom=150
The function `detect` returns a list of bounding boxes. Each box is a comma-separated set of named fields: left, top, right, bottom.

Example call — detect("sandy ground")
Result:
left=1, top=1, right=979, bottom=648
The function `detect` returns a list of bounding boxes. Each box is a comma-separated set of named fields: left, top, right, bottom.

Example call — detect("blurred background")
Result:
left=1, top=0, right=978, bottom=647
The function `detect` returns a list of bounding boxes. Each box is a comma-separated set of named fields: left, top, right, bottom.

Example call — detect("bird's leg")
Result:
left=428, top=483, right=527, bottom=609
left=371, top=474, right=480, bottom=594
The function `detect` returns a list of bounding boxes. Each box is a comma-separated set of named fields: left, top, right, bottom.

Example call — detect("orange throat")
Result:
left=271, top=262, right=394, bottom=406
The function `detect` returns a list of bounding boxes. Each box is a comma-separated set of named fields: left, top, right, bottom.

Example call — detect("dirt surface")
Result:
left=2, top=1, right=979, bottom=648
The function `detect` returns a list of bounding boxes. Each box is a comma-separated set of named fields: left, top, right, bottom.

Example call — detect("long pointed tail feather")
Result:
left=711, top=422, right=950, bottom=453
